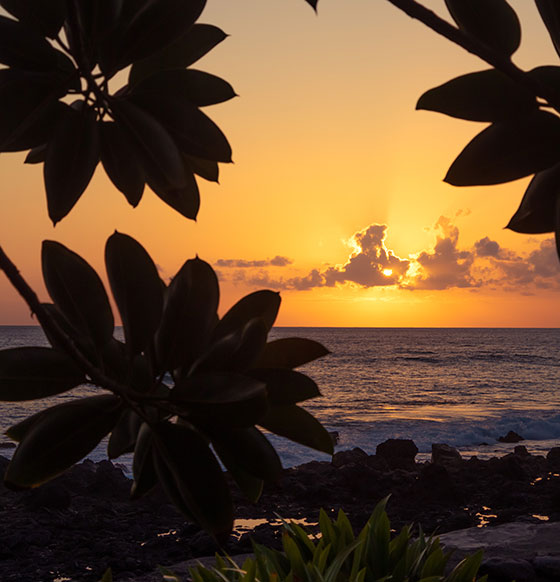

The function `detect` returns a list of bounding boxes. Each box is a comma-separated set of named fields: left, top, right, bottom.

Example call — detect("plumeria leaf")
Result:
left=105, top=232, right=164, bottom=355
left=5, top=395, right=122, bottom=489
left=108, top=408, right=142, bottom=459
left=0, top=347, right=85, bottom=401
left=129, top=23, right=228, bottom=86
left=417, top=69, right=535, bottom=121
left=255, top=338, right=330, bottom=369
left=445, top=111, right=560, bottom=186
left=213, top=446, right=264, bottom=502
left=184, top=154, right=219, bottom=183
left=100, top=121, right=145, bottom=207
left=150, top=166, right=200, bottom=220
left=42, top=240, right=114, bottom=348
left=535, top=0, right=560, bottom=58
left=0, top=0, right=67, bottom=38
left=153, top=421, right=234, bottom=536
left=445, top=0, right=521, bottom=56
left=156, top=257, right=219, bottom=371
left=44, top=103, right=100, bottom=224
left=249, top=369, right=321, bottom=405
left=259, top=405, right=334, bottom=455
left=506, top=162, right=560, bottom=233
left=131, top=422, right=158, bottom=499
left=24, top=143, right=47, bottom=164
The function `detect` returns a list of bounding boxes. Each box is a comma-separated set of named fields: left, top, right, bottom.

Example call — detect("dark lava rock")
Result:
left=332, top=447, right=368, bottom=468
left=533, top=556, right=560, bottom=580
left=432, top=443, right=462, bottom=469
left=480, top=558, right=536, bottom=582
left=22, top=482, right=71, bottom=511
left=514, top=445, right=529, bottom=456
left=498, top=430, right=524, bottom=443
left=376, top=439, right=418, bottom=469
left=546, top=447, right=560, bottom=465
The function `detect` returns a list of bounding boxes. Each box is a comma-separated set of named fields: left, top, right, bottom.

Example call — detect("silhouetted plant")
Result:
left=0, top=232, right=332, bottom=536
left=0, top=0, right=234, bottom=223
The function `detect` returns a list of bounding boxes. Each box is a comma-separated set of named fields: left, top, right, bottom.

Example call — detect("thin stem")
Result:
left=386, top=0, right=560, bottom=113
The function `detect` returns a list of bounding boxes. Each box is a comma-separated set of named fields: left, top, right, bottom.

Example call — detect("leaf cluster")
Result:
left=0, top=0, right=234, bottom=223
left=415, top=0, right=560, bottom=258
left=0, top=232, right=333, bottom=537
left=187, top=498, right=486, bottom=582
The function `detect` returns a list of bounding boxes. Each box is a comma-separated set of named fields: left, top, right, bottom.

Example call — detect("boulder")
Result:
left=376, top=439, right=418, bottom=469
left=332, top=447, right=368, bottom=468
left=546, top=447, right=560, bottom=465
left=498, top=430, right=524, bottom=443
left=480, top=558, right=535, bottom=582
left=431, top=443, right=462, bottom=469
left=514, top=445, right=529, bottom=456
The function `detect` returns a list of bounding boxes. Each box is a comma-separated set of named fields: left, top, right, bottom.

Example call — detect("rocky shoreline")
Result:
left=1, top=440, right=559, bottom=582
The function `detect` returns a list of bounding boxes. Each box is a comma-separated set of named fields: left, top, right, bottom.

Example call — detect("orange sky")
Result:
left=1, top=0, right=560, bottom=327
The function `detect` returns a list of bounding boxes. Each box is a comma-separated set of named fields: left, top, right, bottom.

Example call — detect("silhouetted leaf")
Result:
left=529, top=66, right=560, bottom=91
left=108, top=408, right=142, bottom=459
left=156, top=258, right=219, bottom=371
left=4, top=395, right=121, bottom=489
left=153, top=421, right=233, bottom=535
left=304, top=0, right=318, bottom=10
left=100, top=121, right=145, bottom=207
left=214, top=290, right=281, bottom=341
left=173, top=372, right=268, bottom=428
left=113, top=0, right=206, bottom=71
left=184, top=154, right=219, bottom=182
left=131, top=422, right=158, bottom=499
left=213, top=446, right=264, bottom=502
left=445, top=111, right=560, bottom=186
left=24, top=143, right=47, bottom=164
left=536, top=1, right=560, bottom=58
left=129, top=23, right=228, bottom=86
left=506, top=162, right=560, bottom=234
left=44, top=103, right=100, bottom=224
left=0, top=69, right=69, bottom=152
left=445, top=0, right=520, bottom=55
left=42, top=240, right=114, bottom=348
left=255, top=338, right=330, bottom=369
left=417, top=70, right=535, bottom=121
left=249, top=369, right=321, bottom=405
left=0, top=0, right=67, bottom=38
left=105, top=232, right=164, bottom=355
left=213, top=427, right=282, bottom=482
left=259, top=405, right=334, bottom=455
left=0, top=347, right=85, bottom=401
left=110, top=98, right=186, bottom=193
left=150, top=167, right=200, bottom=220
left=133, top=69, right=236, bottom=107
left=0, top=15, right=67, bottom=69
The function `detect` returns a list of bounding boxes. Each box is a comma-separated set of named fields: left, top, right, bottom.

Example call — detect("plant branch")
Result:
left=386, top=0, right=560, bottom=113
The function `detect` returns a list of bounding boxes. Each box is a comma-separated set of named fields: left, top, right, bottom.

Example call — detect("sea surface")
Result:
left=1, top=326, right=560, bottom=474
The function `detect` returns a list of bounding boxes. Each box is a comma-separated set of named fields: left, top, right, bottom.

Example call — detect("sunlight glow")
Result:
left=383, top=269, right=393, bottom=277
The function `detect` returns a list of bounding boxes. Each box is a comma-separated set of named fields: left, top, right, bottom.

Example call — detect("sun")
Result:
left=383, top=269, right=393, bottom=277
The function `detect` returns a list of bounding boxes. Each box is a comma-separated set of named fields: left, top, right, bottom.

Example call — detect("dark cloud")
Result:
left=216, top=256, right=293, bottom=268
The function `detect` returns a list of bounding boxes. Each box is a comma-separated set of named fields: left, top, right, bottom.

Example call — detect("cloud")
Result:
left=219, top=216, right=560, bottom=294
left=216, top=256, right=293, bottom=268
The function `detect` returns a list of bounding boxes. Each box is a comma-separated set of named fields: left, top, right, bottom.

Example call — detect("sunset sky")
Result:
left=1, top=0, right=560, bottom=327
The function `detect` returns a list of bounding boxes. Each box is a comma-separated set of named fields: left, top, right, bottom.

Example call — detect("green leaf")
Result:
left=131, top=422, right=158, bottom=499
left=153, top=421, right=233, bottom=536
left=112, top=0, right=206, bottom=70
left=214, top=290, right=281, bottom=342
left=0, top=15, right=66, bottom=69
left=250, top=369, right=321, bottom=405
left=417, top=69, right=535, bottom=121
left=444, top=110, right=560, bottom=186
left=506, top=162, right=560, bottom=234
left=156, top=257, right=219, bottom=371
left=108, top=408, right=142, bottom=459
left=536, top=1, right=560, bottom=58
left=0, top=347, right=85, bottom=401
left=129, top=88, right=232, bottom=163
left=110, top=98, right=186, bottom=193
left=42, top=240, right=114, bottom=348
left=259, top=405, right=333, bottom=455
left=445, top=0, right=520, bottom=56
left=132, top=69, right=236, bottom=107
left=184, top=154, right=219, bottom=183
left=255, top=338, right=330, bottom=369
left=24, top=143, right=47, bottom=164
left=0, top=0, right=67, bottom=38
left=0, top=69, right=69, bottom=152
left=5, top=395, right=121, bottom=489
left=129, top=24, right=228, bottom=86
left=213, top=427, right=282, bottom=481
left=100, top=121, right=145, bottom=207
left=44, top=103, right=100, bottom=224
left=105, top=232, right=164, bottom=355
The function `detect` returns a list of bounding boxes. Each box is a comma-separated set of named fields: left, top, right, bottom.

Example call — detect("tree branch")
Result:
left=386, top=0, right=560, bottom=113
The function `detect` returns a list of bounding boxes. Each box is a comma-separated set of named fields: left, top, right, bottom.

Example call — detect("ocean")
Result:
left=1, top=326, right=560, bottom=474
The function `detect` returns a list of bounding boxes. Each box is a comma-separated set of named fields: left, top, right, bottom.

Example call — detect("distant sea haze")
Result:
left=1, top=326, right=560, bottom=473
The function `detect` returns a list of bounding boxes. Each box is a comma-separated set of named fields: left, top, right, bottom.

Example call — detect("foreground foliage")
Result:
left=184, top=499, right=485, bottom=582
left=0, top=232, right=333, bottom=536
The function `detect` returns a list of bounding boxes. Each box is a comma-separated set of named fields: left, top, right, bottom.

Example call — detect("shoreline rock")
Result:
left=1, top=441, right=560, bottom=581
